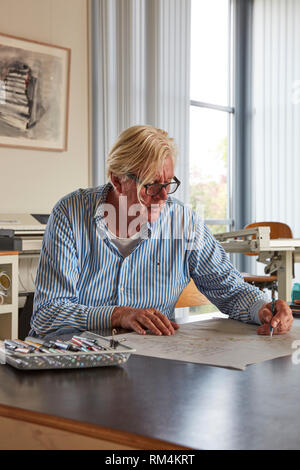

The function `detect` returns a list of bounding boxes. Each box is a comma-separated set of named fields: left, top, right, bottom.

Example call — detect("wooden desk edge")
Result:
left=0, top=403, right=189, bottom=450
left=0, top=251, right=19, bottom=256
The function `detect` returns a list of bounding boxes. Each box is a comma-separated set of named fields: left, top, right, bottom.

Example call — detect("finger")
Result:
left=260, top=307, right=273, bottom=325
left=271, top=313, right=281, bottom=329
left=145, top=309, right=175, bottom=335
left=257, top=323, right=272, bottom=335
left=138, top=314, right=167, bottom=335
left=272, top=300, right=293, bottom=319
left=145, top=310, right=174, bottom=335
left=130, top=319, right=147, bottom=335
left=258, top=299, right=293, bottom=333
left=274, top=316, right=293, bottom=334
left=257, top=317, right=293, bottom=335
left=271, top=306, right=293, bottom=330
left=171, top=321, right=180, bottom=330
left=257, top=323, right=281, bottom=335
left=272, top=323, right=290, bottom=335
left=156, top=314, right=180, bottom=334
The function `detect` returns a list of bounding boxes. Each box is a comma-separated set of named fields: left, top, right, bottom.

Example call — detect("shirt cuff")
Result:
left=87, top=305, right=116, bottom=330
left=249, top=298, right=269, bottom=325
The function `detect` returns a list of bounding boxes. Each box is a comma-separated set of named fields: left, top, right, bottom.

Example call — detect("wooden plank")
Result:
left=0, top=252, right=18, bottom=256
left=0, top=404, right=188, bottom=450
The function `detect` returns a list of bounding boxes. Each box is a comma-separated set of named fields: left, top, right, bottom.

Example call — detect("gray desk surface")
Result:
left=0, top=319, right=300, bottom=450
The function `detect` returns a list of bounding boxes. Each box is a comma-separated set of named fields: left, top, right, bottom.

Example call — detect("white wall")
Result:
left=0, top=0, right=90, bottom=214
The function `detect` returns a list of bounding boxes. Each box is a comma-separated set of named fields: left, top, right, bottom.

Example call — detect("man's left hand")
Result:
left=257, top=299, right=293, bottom=335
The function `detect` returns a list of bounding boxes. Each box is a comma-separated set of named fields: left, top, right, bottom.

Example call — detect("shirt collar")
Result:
left=93, top=183, right=172, bottom=239
left=94, top=182, right=153, bottom=239
left=94, top=183, right=114, bottom=221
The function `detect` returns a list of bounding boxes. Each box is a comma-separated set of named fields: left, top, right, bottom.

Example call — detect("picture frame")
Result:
left=0, top=32, right=71, bottom=152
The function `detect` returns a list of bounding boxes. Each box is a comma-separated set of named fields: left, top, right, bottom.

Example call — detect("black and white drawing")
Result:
left=0, top=61, right=45, bottom=131
left=0, top=33, right=70, bottom=151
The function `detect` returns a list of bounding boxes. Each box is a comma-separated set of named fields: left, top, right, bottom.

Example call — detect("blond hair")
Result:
left=106, top=125, right=177, bottom=199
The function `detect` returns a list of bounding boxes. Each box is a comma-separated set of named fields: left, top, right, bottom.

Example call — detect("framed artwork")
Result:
left=0, top=33, right=71, bottom=151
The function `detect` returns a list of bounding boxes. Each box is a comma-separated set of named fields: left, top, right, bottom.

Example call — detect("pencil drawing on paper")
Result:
left=119, top=318, right=300, bottom=370
left=0, top=33, right=70, bottom=151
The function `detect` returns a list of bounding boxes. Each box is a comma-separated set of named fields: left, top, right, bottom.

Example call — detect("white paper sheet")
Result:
left=118, top=318, right=300, bottom=370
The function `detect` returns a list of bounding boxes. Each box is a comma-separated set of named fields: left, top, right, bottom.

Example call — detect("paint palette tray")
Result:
left=0, top=331, right=136, bottom=370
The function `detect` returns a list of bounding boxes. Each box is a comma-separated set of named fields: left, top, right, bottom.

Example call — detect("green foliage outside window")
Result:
left=189, top=137, right=228, bottom=235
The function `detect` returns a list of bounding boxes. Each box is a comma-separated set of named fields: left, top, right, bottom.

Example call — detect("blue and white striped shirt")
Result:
left=31, top=183, right=268, bottom=336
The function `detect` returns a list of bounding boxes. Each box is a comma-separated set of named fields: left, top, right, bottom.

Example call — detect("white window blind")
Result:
left=91, top=0, right=191, bottom=203
left=251, top=0, right=300, bottom=282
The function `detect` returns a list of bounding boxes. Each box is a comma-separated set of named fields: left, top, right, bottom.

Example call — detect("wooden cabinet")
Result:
left=0, top=252, right=18, bottom=339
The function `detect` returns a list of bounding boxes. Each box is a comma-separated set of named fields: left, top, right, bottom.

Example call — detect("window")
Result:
left=189, top=0, right=233, bottom=234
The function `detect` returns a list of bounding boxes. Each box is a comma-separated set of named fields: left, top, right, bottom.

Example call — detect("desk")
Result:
left=0, top=319, right=300, bottom=450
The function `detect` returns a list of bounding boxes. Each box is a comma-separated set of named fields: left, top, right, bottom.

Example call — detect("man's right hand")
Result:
left=111, top=306, right=179, bottom=336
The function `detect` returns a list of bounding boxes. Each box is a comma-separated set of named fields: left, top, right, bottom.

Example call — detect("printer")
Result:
left=0, top=214, right=49, bottom=306
left=0, top=214, right=49, bottom=252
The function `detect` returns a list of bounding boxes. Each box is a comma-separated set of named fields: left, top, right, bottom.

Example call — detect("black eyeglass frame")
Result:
left=126, top=174, right=181, bottom=196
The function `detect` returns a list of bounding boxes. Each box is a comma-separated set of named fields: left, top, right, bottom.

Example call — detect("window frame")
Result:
left=189, top=0, right=234, bottom=233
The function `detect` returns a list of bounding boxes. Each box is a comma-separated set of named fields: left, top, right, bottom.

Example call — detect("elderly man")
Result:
left=30, top=125, right=293, bottom=338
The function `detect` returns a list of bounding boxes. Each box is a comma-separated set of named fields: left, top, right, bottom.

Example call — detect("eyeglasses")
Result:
left=127, top=174, right=181, bottom=197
